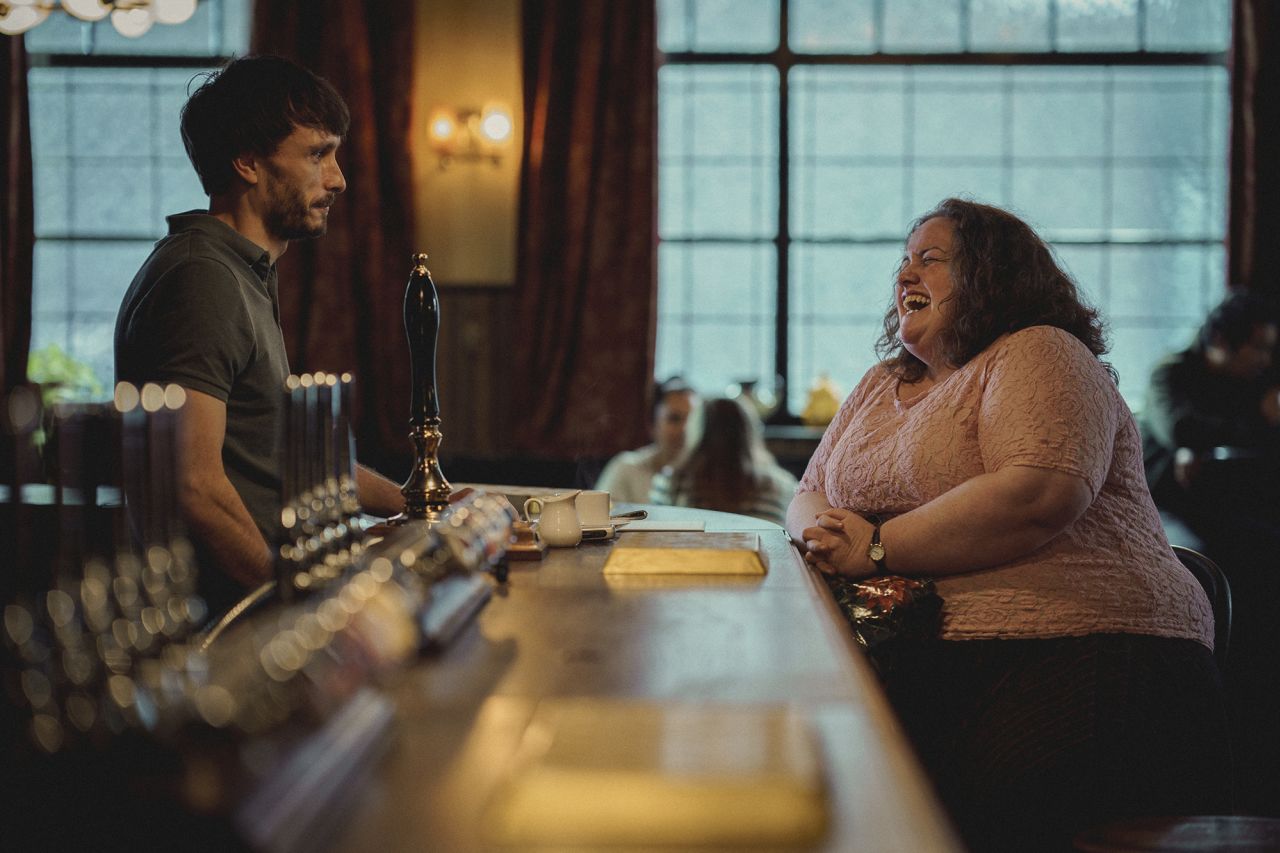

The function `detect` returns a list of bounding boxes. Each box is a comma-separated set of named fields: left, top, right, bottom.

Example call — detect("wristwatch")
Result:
left=865, top=514, right=887, bottom=574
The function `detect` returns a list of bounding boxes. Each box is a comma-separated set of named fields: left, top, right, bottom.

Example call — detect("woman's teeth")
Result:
left=903, top=293, right=930, bottom=312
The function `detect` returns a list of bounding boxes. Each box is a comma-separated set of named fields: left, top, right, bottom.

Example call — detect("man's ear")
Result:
left=231, top=151, right=260, bottom=186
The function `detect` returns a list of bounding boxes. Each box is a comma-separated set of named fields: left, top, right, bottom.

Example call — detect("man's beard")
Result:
left=263, top=176, right=332, bottom=242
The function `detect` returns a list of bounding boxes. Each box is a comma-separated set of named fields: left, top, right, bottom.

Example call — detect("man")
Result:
left=595, top=377, right=698, bottom=503
left=115, top=55, right=405, bottom=615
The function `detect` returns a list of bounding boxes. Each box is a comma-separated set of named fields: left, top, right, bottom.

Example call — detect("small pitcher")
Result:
left=523, top=491, right=582, bottom=547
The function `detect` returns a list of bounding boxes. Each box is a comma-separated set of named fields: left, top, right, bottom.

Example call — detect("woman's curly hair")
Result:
left=875, top=198, right=1115, bottom=383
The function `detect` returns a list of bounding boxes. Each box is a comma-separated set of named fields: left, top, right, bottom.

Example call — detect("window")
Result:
left=25, top=0, right=250, bottom=397
left=656, top=0, right=1231, bottom=414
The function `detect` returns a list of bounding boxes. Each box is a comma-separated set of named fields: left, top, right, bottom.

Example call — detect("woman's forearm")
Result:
left=879, top=465, right=1092, bottom=576
left=786, top=490, right=833, bottom=544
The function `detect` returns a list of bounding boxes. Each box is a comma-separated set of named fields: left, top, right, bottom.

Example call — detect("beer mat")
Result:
left=616, top=519, right=705, bottom=532
left=483, top=700, right=829, bottom=847
left=602, top=532, right=765, bottom=575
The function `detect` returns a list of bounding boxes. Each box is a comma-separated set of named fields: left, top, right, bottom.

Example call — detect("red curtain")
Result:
left=512, top=0, right=657, bottom=459
left=1, top=35, right=33, bottom=394
left=1230, top=0, right=1280, bottom=296
left=251, top=1, right=417, bottom=470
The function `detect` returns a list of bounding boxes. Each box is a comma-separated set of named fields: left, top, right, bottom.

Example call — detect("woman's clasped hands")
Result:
left=801, top=508, right=878, bottom=577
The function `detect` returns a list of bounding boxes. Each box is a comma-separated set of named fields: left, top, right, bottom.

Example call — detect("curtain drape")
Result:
left=251, top=1, right=417, bottom=470
left=512, top=0, right=657, bottom=459
left=1230, top=0, right=1280, bottom=296
left=1, top=35, right=33, bottom=394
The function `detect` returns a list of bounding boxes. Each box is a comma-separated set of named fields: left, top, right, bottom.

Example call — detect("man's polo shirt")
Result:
left=115, top=211, right=289, bottom=607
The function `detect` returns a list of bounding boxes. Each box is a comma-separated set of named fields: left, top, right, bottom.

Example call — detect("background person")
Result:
left=595, top=376, right=697, bottom=503
left=1139, top=291, right=1280, bottom=815
left=649, top=396, right=797, bottom=525
left=1139, top=291, right=1280, bottom=547
left=787, top=198, right=1228, bottom=851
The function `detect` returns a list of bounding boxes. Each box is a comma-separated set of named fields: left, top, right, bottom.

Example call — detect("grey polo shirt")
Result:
left=115, top=212, right=289, bottom=596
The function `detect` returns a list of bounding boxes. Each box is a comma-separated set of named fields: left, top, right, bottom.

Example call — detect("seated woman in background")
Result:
left=651, top=396, right=797, bottom=525
left=787, top=198, right=1228, bottom=852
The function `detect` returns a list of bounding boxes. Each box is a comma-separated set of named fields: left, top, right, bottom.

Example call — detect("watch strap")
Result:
left=865, top=514, right=887, bottom=574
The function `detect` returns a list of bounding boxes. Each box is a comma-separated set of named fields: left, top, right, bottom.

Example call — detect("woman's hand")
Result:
left=801, top=508, right=876, bottom=577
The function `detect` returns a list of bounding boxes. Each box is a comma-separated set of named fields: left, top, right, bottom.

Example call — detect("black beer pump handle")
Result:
left=399, top=253, right=451, bottom=520
left=405, top=253, right=440, bottom=424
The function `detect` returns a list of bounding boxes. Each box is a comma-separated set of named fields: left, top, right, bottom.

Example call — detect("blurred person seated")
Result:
left=649, top=396, right=797, bottom=525
left=788, top=198, right=1229, bottom=851
left=1139, top=291, right=1280, bottom=816
left=595, top=377, right=698, bottom=503
left=1139, top=291, right=1280, bottom=549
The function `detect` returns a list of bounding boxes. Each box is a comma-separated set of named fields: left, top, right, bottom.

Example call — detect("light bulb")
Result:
left=111, top=6, right=154, bottom=37
left=428, top=108, right=457, bottom=144
left=0, top=5, right=48, bottom=35
left=153, top=0, right=197, bottom=25
left=479, top=106, right=513, bottom=144
left=61, top=0, right=110, bottom=23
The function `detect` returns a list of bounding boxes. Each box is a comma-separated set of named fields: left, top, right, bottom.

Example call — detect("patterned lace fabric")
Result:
left=799, top=326, right=1213, bottom=648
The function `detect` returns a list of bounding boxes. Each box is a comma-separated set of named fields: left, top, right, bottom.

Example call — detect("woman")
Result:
left=652, top=396, right=797, bottom=525
left=787, top=199, right=1228, bottom=851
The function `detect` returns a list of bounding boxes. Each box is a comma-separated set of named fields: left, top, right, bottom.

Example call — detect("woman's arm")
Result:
left=802, top=464, right=1092, bottom=577
left=786, top=490, right=833, bottom=545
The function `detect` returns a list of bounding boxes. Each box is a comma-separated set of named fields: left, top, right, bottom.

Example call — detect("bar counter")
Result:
left=329, top=504, right=962, bottom=852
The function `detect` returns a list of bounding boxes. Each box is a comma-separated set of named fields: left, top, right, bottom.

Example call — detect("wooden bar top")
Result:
left=330, top=505, right=961, bottom=852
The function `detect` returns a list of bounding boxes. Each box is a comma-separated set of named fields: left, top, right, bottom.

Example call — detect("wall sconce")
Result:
left=427, top=103, right=513, bottom=170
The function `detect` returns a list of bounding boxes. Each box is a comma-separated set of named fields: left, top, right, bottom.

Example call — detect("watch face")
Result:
left=868, top=543, right=886, bottom=562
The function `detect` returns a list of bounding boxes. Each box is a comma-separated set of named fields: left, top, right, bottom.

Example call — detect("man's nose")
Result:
left=326, top=157, right=347, bottom=194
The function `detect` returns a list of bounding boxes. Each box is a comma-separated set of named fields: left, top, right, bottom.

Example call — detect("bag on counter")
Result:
left=822, top=574, right=943, bottom=676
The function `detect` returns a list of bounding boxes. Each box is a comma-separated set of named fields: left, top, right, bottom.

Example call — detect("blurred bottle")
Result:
left=727, top=378, right=778, bottom=420
left=801, top=374, right=842, bottom=426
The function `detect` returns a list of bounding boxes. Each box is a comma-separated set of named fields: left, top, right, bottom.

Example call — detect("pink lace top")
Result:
left=799, top=326, right=1213, bottom=648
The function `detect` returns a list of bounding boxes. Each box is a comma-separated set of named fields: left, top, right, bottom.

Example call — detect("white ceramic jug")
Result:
left=523, top=491, right=582, bottom=547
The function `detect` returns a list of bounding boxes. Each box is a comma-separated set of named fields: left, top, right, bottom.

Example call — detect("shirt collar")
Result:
left=165, top=210, right=275, bottom=282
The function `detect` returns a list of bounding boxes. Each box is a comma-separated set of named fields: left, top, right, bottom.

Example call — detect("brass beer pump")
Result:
left=400, top=253, right=452, bottom=520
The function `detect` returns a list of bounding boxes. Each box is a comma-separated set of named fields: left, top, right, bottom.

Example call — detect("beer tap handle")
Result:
left=400, top=253, right=451, bottom=520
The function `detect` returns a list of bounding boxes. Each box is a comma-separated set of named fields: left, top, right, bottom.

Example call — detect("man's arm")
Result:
left=355, top=464, right=406, bottom=517
left=177, top=388, right=274, bottom=587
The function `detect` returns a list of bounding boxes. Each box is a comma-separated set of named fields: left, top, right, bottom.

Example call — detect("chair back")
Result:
left=1172, top=544, right=1231, bottom=669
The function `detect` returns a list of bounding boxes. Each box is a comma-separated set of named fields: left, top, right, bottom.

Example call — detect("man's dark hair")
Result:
left=651, top=376, right=695, bottom=421
left=1198, top=291, right=1279, bottom=351
left=877, top=197, right=1114, bottom=383
left=180, top=54, right=350, bottom=196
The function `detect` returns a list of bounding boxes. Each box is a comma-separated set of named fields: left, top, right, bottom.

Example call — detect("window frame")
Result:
left=24, top=3, right=245, bottom=396
left=657, top=0, right=1231, bottom=421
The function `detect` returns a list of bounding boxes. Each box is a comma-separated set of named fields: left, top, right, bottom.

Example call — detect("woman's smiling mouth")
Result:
left=902, top=292, right=931, bottom=312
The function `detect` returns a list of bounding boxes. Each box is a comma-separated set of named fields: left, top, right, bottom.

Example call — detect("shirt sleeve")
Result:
left=797, top=366, right=881, bottom=496
left=977, top=326, right=1118, bottom=496
left=120, top=258, right=255, bottom=402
